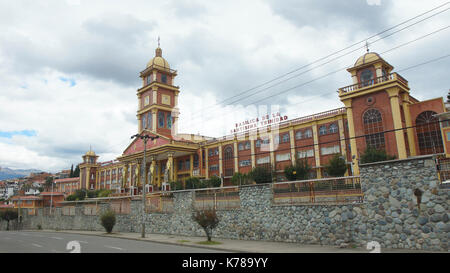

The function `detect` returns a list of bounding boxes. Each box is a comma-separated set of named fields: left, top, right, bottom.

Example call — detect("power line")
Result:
left=181, top=3, right=450, bottom=123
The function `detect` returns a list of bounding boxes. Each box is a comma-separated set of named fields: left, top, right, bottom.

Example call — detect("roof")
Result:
left=54, top=177, right=79, bottom=183
left=10, top=196, right=43, bottom=201
left=146, top=47, right=170, bottom=69
left=354, top=52, right=381, bottom=66
left=40, top=192, right=65, bottom=196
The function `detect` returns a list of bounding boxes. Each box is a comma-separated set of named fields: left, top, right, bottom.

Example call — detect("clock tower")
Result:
left=137, top=43, right=180, bottom=138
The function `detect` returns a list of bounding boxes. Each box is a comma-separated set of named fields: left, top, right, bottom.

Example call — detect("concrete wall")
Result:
left=5, top=156, right=449, bottom=251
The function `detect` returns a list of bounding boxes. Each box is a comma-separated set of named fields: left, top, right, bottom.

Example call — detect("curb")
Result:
left=24, top=230, right=247, bottom=253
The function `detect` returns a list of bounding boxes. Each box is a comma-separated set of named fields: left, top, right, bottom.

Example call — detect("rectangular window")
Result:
left=320, top=145, right=340, bottom=155
left=239, top=160, right=251, bottom=167
left=447, top=132, right=450, bottom=141
left=144, top=96, right=150, bottom=106
left=146, top=76, right=151, bottom=85
left=298, top=149, right=314, bottom=158
left=161, top=74, right=167, bottom=84
left=257, top=156, right=270, bottom=164
left=276, top=153, right=291, bottom=162
left=158, top=112, right=165, bottom=128
left=209, top=164, right=219, bottom=171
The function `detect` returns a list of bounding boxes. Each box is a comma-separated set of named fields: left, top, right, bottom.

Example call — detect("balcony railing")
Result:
left=339, top=72, right=408, bottom=95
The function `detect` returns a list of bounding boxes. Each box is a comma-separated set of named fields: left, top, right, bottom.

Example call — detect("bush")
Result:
left=185, top=177, right=200, bottom=189
left=231, top=172, right=250, bottom=186
left=170, top=181, right=184, bottom=191
left=249, top=166, right=273, bottom=184
left=37, top=224, right=42, bottom=230
left=100, top=210, right=116, bottom=234
left=98, top=189, right=112, bottom=198
left=360, top=147, right=396, bottom=164
left=324, top=154, right=347, bottom=177
left=208, top=176, right=222, bottom=188
left=66, top=194, right=77, bottom=201
left=87, top=190, right=97, bottom=198
left=192, top=209, right=220, bottom=241
left=284, top=159, right=311, bottom=181
left=73, top=189, right=87, bottom=201
left=0, top=209, right=18, bottom=231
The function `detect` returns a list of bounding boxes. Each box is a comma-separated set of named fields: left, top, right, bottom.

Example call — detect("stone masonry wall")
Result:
left=5, top=156, right=449, bottom=251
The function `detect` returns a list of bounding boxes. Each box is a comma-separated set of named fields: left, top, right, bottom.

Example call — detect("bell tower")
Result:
left=137, top=41, right=180, bottom=138
left=79, top=148, right=99, bottom=190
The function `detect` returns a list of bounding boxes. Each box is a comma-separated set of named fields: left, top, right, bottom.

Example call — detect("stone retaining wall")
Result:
left=5, top=156, right=449, bottom=251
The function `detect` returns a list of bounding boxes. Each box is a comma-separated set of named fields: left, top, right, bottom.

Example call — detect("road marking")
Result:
left=50, top=237, right=63, bottom=240
left=104, top=245, right=123, bottom=251
left=32, top=243, right=43, bottom=248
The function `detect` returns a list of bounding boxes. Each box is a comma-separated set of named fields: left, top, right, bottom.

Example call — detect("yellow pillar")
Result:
left=190, top=154, right=194, bottom=177
left=402, top=93, right=416, bottom=156
left=168, top=153, right=174, bottom=181
left=205, top=148, right=209, bottom=179
left=250, top=139, right=256, bottom=168
left=338, top=118, right=349, bottom=176
left=218, top=145, right=223, bottom=177
left=342, top=99, right=360, bottom=175
left=289, top=127, right=296, bottom=165
left=86, top=167, right=90, bottom=189
left=387, top=87, right=407, bottom=159
left=234, top=141, right=238, bottom=173
left=312, top=123, right=321, bottom=178
left=269, top=134, right=275, bottom=170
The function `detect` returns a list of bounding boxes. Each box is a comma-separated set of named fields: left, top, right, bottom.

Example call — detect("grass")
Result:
left=196, top=240, right=222, bottom=245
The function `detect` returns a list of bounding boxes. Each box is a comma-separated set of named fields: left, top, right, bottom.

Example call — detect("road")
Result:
left=0, top=231, right=227, bottom=253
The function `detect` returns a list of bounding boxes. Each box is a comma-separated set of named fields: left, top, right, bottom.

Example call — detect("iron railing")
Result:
left=146, top=193, right=174, bottom=213
left=272, top=176, right=363, bottom=205
left=339, top=72, right=408, bottom=94
left=193, top=187, right=240, bottom=210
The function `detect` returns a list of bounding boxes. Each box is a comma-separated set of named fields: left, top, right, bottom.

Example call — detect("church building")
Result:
left=77, top=45, right=450, bottom=195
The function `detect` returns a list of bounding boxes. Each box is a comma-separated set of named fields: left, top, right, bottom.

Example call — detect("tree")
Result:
left=248, top=166, right=273, bottom=184
left=44, top=176, right=54, bottom=192
left=69, top=164, right=74, bottom=178
left=73, top=189, right=86, bottom=201
left=324, top=154, right=348, bottom=177
left=359, top=147, right=396, bottom=164
left=0, top=209, right=18, bottom=231
left=208, top=176, right=221, bottom=188
left=100, top=210, right=116, bottom=233
left=231, top=172, right=250, bottom=186
left=284, top=159, right=311, bottom=181
left=192, top=209, right=220, bottom=242
left=185, top=177, right=200, bottom=189
left=73, top=165, right=80, bottom=178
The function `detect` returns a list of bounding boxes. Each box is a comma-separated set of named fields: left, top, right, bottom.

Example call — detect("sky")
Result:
left=0, top=0, right=449, bottom=172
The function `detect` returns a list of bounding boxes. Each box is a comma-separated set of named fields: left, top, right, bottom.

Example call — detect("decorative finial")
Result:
left=365, top=41, right=370, bottom=53
left=158, top=36, right=160, bottom=48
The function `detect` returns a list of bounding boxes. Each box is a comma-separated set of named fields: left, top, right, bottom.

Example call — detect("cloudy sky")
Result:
left=0, top=0, right=449, bottom=172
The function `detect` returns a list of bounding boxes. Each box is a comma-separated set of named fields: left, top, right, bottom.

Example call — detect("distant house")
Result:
left=54, top=177, right=80, bottom=197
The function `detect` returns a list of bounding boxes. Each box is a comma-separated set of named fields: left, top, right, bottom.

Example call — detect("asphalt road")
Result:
left=0, top=231, right=227, bottom=253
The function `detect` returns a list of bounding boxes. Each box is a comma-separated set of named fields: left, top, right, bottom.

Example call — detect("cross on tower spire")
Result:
left=365, top=40, right=370, bottom=53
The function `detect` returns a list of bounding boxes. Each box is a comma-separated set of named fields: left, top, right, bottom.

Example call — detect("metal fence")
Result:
left=146, top=193, right=174, bottom=213
left=193, top=187, right=241, bottom=210
left=436, top=157, right=450, bottom=189
left=272, top=176, right=363, bottom=205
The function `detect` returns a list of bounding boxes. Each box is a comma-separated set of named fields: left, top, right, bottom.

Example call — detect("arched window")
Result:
left=295, top=131, right=302, bottom=140
left=158, top=112, right=165, bottom=128
left=363, top=108, right=385, bottom=150
left=142, top=114, right=146, bottom=129
left=224, top=146, right=234, bottom=176
left=328, top=123, right=338, bottom=134
left=416, top=111, right=443, bottom=155
left=360, top=69, right=374, bottom=87
left=319, top=126, right=327, bottom=136
left=167, top=113, right=172, bottom=129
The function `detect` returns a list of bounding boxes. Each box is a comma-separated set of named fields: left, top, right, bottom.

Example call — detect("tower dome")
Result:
left=354, top=52, right=382, bottom=67
left=146, top=47, right=170, bottom=69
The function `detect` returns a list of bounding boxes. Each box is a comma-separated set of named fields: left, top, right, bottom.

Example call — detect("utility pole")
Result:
left=131, top=133, right=159, bottom=238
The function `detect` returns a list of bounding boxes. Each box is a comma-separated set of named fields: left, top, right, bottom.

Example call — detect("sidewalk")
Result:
left=29, top=229, right=441, bottom=253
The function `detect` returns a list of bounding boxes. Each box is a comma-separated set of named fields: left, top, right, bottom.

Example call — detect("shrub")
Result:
left=192, top=209, right=220, bottom=242
left=208, top=176, right=222, bottom=188
left=0, top=209, right=18, bottom=231
left=284, top=159, right=311, bottom=181
left=360, top=147, right=396, bottom=164
left=87, top=190, right=97, bottom=198
left=37, top=224, right=42, bottom=230
left=185, top=177, right=200, bottom=189
left=100, top=210, right=116, bottom=234
left=249, top=166, right=273, bottom=184
left=98, top=189, right=112, bottom=198
left=73, top=189, right=87, bottom=201
left=324, top=154, right=347, bottom=177
left=66, top=194, right=77, bottom=201
left=170, top=181, right=184, bottom=191
left=231, top=172, right=250, bottom=186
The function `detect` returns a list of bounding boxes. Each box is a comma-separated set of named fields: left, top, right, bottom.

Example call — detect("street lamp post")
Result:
left=131, top=133, right=159, bottom=238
